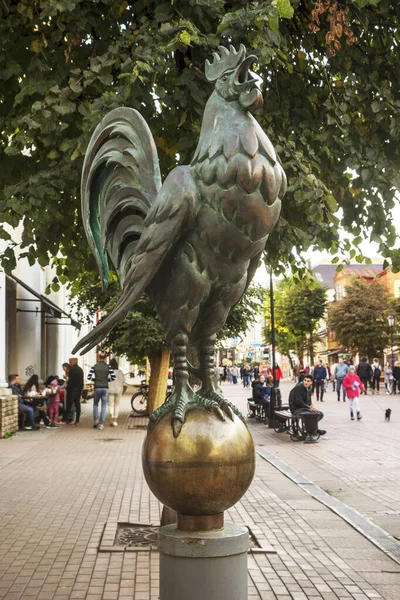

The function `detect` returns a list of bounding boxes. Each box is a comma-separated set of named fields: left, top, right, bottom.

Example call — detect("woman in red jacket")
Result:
left=273, top=364, right=283, bottom=388
left=343, top=365, right=365, bottom=421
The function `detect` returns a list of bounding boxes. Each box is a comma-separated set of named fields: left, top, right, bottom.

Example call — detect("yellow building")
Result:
left=312, top=259, right=396, bottom=365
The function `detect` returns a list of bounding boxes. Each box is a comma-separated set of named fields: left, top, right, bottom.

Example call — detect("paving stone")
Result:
left=0, top=388, right=398, bottom=599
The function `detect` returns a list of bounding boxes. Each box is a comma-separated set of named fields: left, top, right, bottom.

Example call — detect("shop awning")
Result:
left=318, top=348, right=344, bottom=356
left=11, top=274, right=81, bottom=330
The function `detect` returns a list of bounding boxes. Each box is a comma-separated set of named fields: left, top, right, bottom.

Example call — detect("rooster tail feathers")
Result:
left=81, top=107, right=162, bottom=290
left=72, top=295, right=130, bottom=356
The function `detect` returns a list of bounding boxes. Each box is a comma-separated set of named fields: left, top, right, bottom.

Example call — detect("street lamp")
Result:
left=387, top=315, right=395, bottom=368
left=268, top=267, right=278, bottom=428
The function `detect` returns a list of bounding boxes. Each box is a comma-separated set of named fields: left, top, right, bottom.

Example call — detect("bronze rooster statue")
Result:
left=73, top=44, right=286, bottom=437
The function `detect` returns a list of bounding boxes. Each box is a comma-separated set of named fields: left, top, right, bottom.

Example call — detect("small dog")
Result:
left=385, top=408, right=392, bottom=421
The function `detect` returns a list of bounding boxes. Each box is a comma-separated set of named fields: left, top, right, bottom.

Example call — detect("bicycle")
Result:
left=130, top=380, right=173, bottom=415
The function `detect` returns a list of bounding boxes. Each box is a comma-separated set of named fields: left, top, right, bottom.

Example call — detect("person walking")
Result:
left=259, top=362, right=270, bottom=378
left=230, top=364, right=239, bottom=385
left=331, top=360, right=338, bottom=392
left=108, top=358, right=125, bottom=427
left=370, top=358, right=382, bottom=394
left=59, top=362, right=70, bottom=422
left=357, top=357, right=372, bottom=395
left=324, top=362, right=331, bottom=393
left=273, top=364, right=283, bottom=388
left=335, top=357, right=348, bottom=402
left=313, top=359, right=327, bottom=402
left=384, top=361, right=393, bottom=394
left=65, top=358, right=84, bottom=425
left=87, top=352, right=116, bottom=429
left=343, top=365, right=365, bottom=420
left=393, top=361, right=400, bottom=394
left=242, top=364, right=251, bottom=388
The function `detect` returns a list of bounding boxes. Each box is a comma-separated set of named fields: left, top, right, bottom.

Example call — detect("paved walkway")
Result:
left=0, top=382, right=399, bottom=600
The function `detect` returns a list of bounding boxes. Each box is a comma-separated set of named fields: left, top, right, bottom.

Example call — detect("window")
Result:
left=335, top=285, right=345, bottom=300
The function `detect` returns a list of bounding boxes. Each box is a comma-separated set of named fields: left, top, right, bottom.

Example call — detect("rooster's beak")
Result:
left=234, top=55, right=258, bottom=90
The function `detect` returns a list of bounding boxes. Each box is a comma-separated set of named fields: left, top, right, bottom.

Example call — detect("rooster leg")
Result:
left=150, top=332, right=196, bottom=438
left=196, top=335, right=243, bottom=423
left=197, top=335, right=219, bottom=395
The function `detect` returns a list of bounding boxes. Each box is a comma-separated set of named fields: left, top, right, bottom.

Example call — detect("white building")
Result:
left=0, top=232, right=98, bottom=385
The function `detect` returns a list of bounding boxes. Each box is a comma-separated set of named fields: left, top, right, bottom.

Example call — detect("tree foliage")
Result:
left=328, top=278, right=391, bottom=359
left=1, top=0, right=400, bottom=290
left=264, top=274, right=327, bottom=361
left=219, top=285, right=264, bottom=342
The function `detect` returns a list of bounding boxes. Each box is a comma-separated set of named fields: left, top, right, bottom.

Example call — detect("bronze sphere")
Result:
left=142, top=407, right=255, bottom=516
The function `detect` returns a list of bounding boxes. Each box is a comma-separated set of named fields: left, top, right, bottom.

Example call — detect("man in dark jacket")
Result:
left=289, top=375, right=326, bottom=440
left=393, top=361, right=400, bottom=394
left=65, top=357, right=84, bottom=425
left=87, top=352, right=115, bottom=430
left=357, top=357, right=372, bottom=395
left=8, top=374, right=40, bottom=431
left=313, top=360, right=327, bottom=402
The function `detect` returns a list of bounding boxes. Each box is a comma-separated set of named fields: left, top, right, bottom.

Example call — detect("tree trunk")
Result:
left=147, top=349, right=171, bottom=414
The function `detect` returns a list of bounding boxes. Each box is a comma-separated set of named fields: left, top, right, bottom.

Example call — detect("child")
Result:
left=343, top=365, right=365, bottom=421
left=46, top=378, right=61, bottom=427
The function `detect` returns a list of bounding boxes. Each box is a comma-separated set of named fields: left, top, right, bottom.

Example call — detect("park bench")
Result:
left=274, top=408, right=320, bottom=443
left=247, top=399, right=266, bottom=421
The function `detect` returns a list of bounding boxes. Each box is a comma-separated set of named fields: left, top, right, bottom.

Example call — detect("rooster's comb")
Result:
left=205, top=44, right=246, bottom=83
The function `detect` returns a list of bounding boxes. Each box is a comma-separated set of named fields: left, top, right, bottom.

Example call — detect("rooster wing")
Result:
left=73, top=166, right=198, bottom=355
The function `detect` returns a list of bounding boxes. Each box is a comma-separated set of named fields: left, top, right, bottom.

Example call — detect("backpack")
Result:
left=372, top=364, right=381, bottom=376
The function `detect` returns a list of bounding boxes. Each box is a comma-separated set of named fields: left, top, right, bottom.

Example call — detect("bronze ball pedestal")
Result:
left=142, top=407, right=255, bottom=600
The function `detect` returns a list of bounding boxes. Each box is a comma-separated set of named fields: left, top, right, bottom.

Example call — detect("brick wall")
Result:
left=0, top=392, right=18, bottom=438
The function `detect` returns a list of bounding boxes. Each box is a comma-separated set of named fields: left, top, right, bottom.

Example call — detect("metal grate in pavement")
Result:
left=257, top=446, right=400, bottom=567
left=99, top=521, right=159, bottom=552
left=115, top=523, right=159, bottom=549
left=99, top=520, right=276, bottom=554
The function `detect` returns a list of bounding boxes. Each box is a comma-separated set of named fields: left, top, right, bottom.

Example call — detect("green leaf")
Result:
left=268, top=11, right=279, bottom=33
left=326, top=194, right=338, bottom=213
left=179, top=31, right=192, bottom=46
left=275, top=0, right=294, bottom=19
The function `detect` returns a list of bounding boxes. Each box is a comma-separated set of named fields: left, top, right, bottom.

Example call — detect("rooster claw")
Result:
left=218, top=399, right=234, bottom=421
left=212, top=405, right=225, bottom=421
left=172, top=418, right=183, bottom=438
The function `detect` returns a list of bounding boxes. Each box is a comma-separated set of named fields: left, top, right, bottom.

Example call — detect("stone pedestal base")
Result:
left=158, top=522, right=249, bottom=600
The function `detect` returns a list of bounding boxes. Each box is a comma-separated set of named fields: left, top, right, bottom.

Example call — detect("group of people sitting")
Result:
left=248, top=374, right=274, bottom=417
left=9, top=372, right=66, bottom=430
left=8, top=358, right=84, bottom=430
left=249, top=371, right=326, bottom=440
left=8, top=354, right=126, bottom=431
